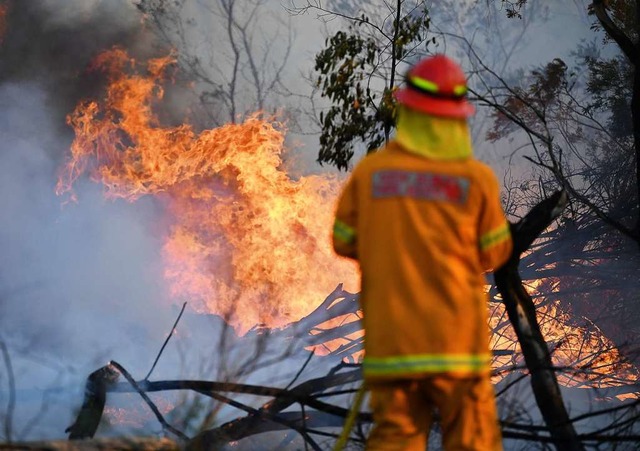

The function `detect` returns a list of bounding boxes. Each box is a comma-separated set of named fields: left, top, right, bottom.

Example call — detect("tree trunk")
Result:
left=592, top=0, right=640, bottom=240
left=495, top=190, right=584, bottom=451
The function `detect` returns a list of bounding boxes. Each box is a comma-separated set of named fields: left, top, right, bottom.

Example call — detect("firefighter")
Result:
left=332, top=54, right=513, bottom=450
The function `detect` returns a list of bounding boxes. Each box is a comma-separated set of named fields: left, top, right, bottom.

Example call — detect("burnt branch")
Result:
left=590, top=0, right=638, bottom=62
left=108, top=361, right=188, bottom=442
left=186, top=366, right=364, bottom=450
left=495, top=190, right=585, bottom=451
left=65, top=364, right=120, bottom=440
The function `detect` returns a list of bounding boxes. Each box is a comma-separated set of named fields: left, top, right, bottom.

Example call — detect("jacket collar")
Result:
left=394, top=105, right=472, bottom=160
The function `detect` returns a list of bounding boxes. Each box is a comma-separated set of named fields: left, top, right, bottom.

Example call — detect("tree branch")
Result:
left=591, top=0, right=638, bottom=62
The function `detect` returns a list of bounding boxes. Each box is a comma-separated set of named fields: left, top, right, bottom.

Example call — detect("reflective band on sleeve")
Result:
left=479, top=222, right=510, bottom=251
left=364, top=353, right=491, bottom=376
left=333, top=220, right=356, bottom=244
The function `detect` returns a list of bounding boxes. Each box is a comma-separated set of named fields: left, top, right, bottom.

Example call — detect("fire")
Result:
left=56, top=48, right=638, bottom=393
left=56, top=48, right=358, bottom=332
left=490, top=278, right=639, bottom=392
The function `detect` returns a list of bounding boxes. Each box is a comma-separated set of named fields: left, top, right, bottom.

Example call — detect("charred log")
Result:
left=65, top=364, right=120, bottom=440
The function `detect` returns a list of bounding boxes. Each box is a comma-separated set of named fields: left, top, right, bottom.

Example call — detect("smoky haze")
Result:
left=0, top=0, right=334, bottom=441
left=0, top=0, right=190, bottom=440
left=0, top=0, right=633, bottom=446
left=0, top=1, right=158, bottom=130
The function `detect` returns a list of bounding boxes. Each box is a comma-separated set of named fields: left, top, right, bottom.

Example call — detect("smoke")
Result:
left=0, top=1, right=331, bottom=441
left=0, top=0, right=187, bottom=440
left=0, top=0, right=157, bottom=127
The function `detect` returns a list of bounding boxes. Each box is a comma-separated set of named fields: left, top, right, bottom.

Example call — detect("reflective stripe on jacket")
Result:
left=332, top=140, right=512, bottom=379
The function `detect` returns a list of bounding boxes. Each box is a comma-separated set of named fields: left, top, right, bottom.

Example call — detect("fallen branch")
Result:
left=66, top=362, right=367, bottom=447
left=63, top=190, right=640, bottom=450
left=185, top=365, right=363, bottom=450
left=109, top=361, right=188, bottom=442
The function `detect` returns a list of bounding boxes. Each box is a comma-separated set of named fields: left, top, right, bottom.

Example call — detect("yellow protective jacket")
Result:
left=333, top=123, right=512, bottom=379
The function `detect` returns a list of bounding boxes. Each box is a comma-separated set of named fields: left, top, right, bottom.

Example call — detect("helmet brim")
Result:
left=395, top=88, right=475, bottom=119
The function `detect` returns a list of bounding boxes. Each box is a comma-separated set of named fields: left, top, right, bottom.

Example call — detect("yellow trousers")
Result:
left=366, top=376, right=502, bottom=451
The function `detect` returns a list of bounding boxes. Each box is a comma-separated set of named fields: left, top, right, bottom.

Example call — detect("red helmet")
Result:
left=394, top=55, right=475, bottom=118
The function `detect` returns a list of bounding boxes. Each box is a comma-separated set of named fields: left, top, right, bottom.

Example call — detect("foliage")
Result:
left=499, top=0, right=528, bottom=19
left=309, top=2, right=432, bottom=170
left=486, top=58, right=572, bottom=143
left=314, top=27, right=386, bottom=170
left=481, top=1, right=639, bottom=243
left=586, top=53, right=633, bottom=137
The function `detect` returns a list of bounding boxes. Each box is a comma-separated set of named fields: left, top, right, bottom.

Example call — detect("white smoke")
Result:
left=0, top=1, right=191, bottom=441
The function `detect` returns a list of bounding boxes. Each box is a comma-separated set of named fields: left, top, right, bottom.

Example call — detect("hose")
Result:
left=333, top=384, right=367, bottom=451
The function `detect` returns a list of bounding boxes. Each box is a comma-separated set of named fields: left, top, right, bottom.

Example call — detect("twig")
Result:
left=145, top=302, right=187, bottom=381
left=286, top=351, right=314, bottom=390
left=109, top=377, right=370, bottom=421
left=495, top=372, right=529, bottom=397
left=109, top=360, right=188, bottom=442
left=568, top=398, right=640, bottom=425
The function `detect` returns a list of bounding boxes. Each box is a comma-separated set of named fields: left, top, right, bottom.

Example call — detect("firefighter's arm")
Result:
left=332, top=173, right=358, bottom=260
left=478, top=170, right=512, bottom=272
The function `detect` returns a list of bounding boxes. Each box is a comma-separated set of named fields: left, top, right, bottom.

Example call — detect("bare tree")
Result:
left=137, top=0, right=293, bottom=126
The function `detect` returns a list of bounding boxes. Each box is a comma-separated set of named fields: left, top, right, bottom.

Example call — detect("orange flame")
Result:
left=57, top=48, right=358, bottom=332
left=489, top=279, right=639, bottom=391
left=57, top=49, right=638, bottom=393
